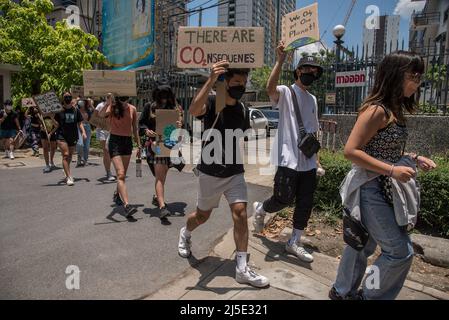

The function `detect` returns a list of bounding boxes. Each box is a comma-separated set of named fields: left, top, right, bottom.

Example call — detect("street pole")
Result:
left=333, top=25, right=346, bottom=114
left=199, top=7, right=202, bottom=27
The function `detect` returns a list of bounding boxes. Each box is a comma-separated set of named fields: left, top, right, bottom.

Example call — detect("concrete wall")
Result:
left=321, top=114, right=449, bottom=156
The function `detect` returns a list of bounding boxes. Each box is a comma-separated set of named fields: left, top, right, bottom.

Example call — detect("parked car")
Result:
left=248, top=108, right=268, bottom=138
left=260, top=109, right=279, bottom=136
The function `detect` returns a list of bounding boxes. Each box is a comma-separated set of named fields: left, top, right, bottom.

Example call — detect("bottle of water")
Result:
left=136, top=157, right=142, bottom=178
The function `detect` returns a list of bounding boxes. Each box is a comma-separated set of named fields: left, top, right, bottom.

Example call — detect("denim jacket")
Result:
left=340, top=156, right=420, bottom=231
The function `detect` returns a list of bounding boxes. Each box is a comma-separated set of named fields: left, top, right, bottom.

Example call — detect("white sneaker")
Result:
left=285, top=242, right=314, bottom=263
left=43, top=166, right=51, bottom=173
left=252, top=202, right=266, bottom=233
left=107, top=174, right=116, bottom=182
left=235, top=266, right=270, bottom=288
left=178, top=228, right=192, bottom=258
left=66, top=176, right=75, bottom=186
left=9, top=151, right=14, bottom=160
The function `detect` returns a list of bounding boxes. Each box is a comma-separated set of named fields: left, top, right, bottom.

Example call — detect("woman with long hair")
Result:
left=139, top=85, right=184, bottom=219
left=329, top=51, right=437, bottom=300
left=99, top=95, right=141, bottom=218
left=76, top=98, right=93, bottom=167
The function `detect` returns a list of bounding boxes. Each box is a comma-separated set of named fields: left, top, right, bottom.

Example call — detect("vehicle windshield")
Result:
left=262, top=110, right=279, bottom=119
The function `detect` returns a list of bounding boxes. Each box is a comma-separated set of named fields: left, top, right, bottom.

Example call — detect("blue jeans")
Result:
left=77, top=123, right=92, bottom=162
left=333, top=179, right=414, bottom=300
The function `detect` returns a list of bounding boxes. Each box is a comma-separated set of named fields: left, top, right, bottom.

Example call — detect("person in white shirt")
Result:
left=252, top=41, right=324, bottom=263
left=94, top=94, right=116, bottom=182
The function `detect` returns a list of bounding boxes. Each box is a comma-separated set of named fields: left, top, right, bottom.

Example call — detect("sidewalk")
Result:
left=145, top=216, right=449, bottom=300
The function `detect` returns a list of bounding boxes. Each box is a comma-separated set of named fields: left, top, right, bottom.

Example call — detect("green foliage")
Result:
left=418, top=102, right=439, bottom=114
left=250, top=66, right=273, bottom=101
left=0, top=0, right=105, bottom=104
left=316, top=151, right=449, bottom=237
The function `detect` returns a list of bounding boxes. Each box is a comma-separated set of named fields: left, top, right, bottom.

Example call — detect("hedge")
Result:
left=316, top=151, right=449, bottom=237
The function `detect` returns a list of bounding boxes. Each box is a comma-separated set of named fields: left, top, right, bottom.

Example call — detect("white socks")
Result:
left=181, top=226, right=191, bottom=239
left=288, top=229, right=303, bottom=246
left=236, top=252, right=248, bottom=272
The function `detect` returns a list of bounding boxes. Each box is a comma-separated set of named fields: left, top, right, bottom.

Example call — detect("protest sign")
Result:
left=83, top=70, right=137, bottom=97
left=89, top=113, right=111, bottom=131
left=153, top=110, right=180, bottom=158
left=33, top=91, right=63, bottom=115
left=177, top=27, right=264, bottom=68
left=282, top=3, right=320, bottom=51
left=22, top=98, right=37, bottom=108
left=71, top=85, right=84, bottom=98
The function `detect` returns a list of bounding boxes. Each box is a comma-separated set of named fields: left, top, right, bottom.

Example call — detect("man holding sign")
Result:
left=252, top=42, right=324, bottom=264
left=177, top=61, right=270, bottom=289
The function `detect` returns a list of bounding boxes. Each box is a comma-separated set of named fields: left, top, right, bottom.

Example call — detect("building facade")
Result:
left=218, top=0, right=296, bottom=66
left=409, top=0, right=449, bottom=62
left=362, top=15, right=400, bottom=59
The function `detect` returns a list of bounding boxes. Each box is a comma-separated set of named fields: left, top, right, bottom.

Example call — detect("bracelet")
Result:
left=389, top=164, right=395, bottom=177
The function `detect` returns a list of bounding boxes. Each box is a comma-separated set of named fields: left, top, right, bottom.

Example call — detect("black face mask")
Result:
left=64, top=96, right=73, bottom=104
left=299, top=73, right=317, bottom=87
left=228, top=86, right=246, bottom=100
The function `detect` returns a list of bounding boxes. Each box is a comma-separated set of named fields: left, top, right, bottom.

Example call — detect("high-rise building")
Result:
left=362, top=15, right=400, bottom=59
left=409, top=0, right=449, bottom=61
left=154, top=0, right=188, bottom=69
left=218, top=0, right=296, bottom=66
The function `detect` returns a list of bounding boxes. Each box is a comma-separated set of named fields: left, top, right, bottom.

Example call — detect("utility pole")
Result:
left=199, top=7, right=203, bottom=27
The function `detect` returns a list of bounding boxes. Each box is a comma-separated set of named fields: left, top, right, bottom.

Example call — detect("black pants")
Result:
left=263, top=166, right=317, bottom=230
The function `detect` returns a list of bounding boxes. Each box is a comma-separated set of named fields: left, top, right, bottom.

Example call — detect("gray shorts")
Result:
left=96, top=129, right=110, bottom=142
left=197, top=172, right=248, bottom=211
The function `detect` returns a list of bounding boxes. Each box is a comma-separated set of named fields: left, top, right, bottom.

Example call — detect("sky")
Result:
left=186, top=0, right=426, bottom=51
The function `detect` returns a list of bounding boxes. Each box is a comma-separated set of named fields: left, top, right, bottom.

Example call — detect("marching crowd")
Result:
left=0, top=43, right=439, bottom=300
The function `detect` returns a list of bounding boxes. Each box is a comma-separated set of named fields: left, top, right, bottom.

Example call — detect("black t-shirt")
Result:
left=55, top=107, right=82, bottom=142
left=1, top=111, right=18, bottom=130
left=196, top=96, right=250, bottom=178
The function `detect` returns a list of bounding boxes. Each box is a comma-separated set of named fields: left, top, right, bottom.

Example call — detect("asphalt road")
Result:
left=0, top=157, right=272, bottom=299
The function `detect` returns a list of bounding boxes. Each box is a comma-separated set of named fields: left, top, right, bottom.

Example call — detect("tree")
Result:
left=250, top=66, right=272, bottom=101
left=0, top=0, right=105, bottom=103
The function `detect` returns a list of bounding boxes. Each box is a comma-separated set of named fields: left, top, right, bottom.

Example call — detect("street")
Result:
left=0, top=153, right=272, bottom=299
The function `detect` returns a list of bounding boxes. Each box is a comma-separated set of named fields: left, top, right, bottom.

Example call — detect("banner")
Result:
left=83, top=71, right=137, bottom=97
left=282, top=3, right=320, bottom=51
left=33, top=91, right=62, bottom=115
left=335, top=70, right=367, bottom=88
left=177, top=27, right=265, bottom=68
left=102, top=0, right=155, bottom=70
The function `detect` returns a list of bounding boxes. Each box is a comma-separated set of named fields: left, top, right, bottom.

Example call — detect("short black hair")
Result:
left=4, top=99, right=13, bottom=105
left=225, top=68, right=250, bottom=81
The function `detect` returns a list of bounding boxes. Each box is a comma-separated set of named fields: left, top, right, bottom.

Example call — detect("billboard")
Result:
left=102, top=0, right=155, bottom=70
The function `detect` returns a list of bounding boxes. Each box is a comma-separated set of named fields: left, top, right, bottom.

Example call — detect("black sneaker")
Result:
left=113, top=191, right=123, bottom=206
left=159, top=206, right=170, bottom=219
left=124, top=204, right=137, bottom=218
left=152, top=195, right=167, bottom=208
left=329, top=287, right=364, bottom=300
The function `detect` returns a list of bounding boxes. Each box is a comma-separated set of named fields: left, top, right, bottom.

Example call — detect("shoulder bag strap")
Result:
left=288, top=86, right=306, bottom=138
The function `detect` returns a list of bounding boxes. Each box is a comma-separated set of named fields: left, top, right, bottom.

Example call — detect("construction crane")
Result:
left=343, top=0, right=357, bottom=27
left=321, top=0, right=357, bottom=40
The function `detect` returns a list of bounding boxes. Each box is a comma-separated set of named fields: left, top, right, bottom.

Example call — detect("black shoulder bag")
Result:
left=288, top=86, right=321, bottom=158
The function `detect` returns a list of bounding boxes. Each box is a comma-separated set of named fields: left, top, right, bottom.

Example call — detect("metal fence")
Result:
left=279, top=41, right=449, bottom=116
left=135, top=69, right=205, bottom=130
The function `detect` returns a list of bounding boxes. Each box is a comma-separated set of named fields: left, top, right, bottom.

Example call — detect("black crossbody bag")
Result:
left=288, top=87, right=321, bottom=158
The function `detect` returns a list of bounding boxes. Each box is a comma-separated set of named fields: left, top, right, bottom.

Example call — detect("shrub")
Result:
left=316, top=151, right=449, bottom=237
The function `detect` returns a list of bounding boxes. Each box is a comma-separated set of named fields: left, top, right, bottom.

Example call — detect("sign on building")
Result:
left=335, top=70, right=367, bottom=88
left=177, top=27, right=265, bottom=68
